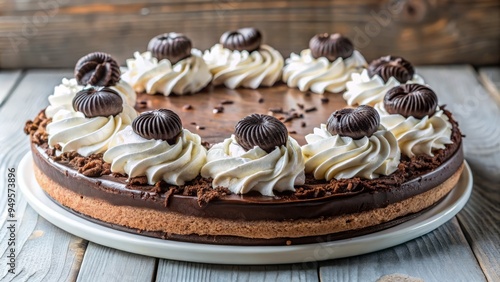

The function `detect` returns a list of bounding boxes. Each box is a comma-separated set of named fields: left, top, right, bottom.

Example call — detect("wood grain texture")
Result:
left=156, top=260, right=318, bottom=282
left=0, top=70, right=86, bottom=281
left=417, top=66, right=500, bottom=181
left=319, top=218, right=486, bottom=282
left=479, top=67, right=500, bottom=102
left=76, top=242, right=156, bottom=282
left=418, top=66, right=500, bottom=282
left=456, top=172, right=500, bottom=282
left=0, top=0, right=498, bottom=68
left=0, top=70, right=23, bottom=105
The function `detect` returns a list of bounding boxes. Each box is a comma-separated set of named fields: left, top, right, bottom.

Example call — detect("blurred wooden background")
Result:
left=0, top=0, right=498, bottom=69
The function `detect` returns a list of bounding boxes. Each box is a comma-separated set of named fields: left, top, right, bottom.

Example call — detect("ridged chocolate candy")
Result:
left=234, top=114, right=288, bottom=153
left=326, top=105, right=380, bottom=139
left=147, top=33, right=192, bottom=64
left=309, top=33, right=354, bottom=62
left=220, top=27, right=262, bottom=52
left=368, top=55, right=415, bottom=83
left=74, top=52, right=121, bottom=87
left=384, top=84, right=438, bottom=119
left=72, top=87, right=123, bottom=118
left=132, top=109, right=183, bottom=144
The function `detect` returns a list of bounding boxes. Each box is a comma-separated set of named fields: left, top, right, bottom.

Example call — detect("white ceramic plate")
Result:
left=18, top=153, right=472, bottom=265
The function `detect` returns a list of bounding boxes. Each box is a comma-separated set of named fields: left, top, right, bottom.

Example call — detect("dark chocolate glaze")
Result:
left=32, top=140, right=463, bottom=221
left=57, top=200, right=440, bottom=245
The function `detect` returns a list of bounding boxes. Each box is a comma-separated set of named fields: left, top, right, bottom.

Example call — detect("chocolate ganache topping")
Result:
left=234, top=114, right=288, bottom=153
left=220, top=27, right=262, bottom=52
left=309, top=33, right=354, bottom=62
left=147, top=33, right=192, bottom=64
left=327, top=105, right=380, bottom=139
left=384, top=84, right=438, bottom=119
left=368, top=55, right=415, bottom=83
left=72, top=87, right=123, bottom=118
left=132, top=109, right=183, bottom=145
left=74, top=52, right=121, bottom=87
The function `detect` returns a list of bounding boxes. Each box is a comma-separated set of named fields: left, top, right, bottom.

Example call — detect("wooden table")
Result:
left=1, top=66, right=499, bottom=282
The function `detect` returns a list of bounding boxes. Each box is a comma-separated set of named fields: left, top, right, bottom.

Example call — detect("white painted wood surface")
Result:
left=156, top=261, right=318, bottom=282
left=76, top=243, right=156, bottom=282
left=0, top=70, right=22, bottom=106
left=479, top=67, right=500, bottom=102
left=0, top=67, right=498, bottom=282
left=319, top=219, right=486, bottom=282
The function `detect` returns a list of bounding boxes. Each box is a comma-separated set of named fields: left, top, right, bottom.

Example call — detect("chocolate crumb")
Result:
left=258, top=98, right=264, bottom=103
left=128, top=176, right=148, bottom=186
left=305, top=106, right=317, bottom=113
left=183, top=104, right=193, bottom=110
left=321, top=97, right=329, bottom=103
left=289, top=130, right=297, bottom=134
left=305, top=92, right=312, bottom=96
left=196, top=125, right=205, bottom=130
left=220, top=100, right=234, bottom=105
left=269, top=107, right=283, bottom=114
left=297, top=103, right=304, bottom=109
left=301, top=121, right=306, bottom=127
left=164, top=188, right=176, bottom=207
left=201, top=141, right=212, bottom=149
left=190, top=122, right=197, bottom=125
left=213, top=106, right=224, bottom=114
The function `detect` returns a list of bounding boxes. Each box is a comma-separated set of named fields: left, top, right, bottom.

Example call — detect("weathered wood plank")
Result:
left=456, top=172, right=500, bottom=282
left=76, top=243, right=156, bottom=282
left=417, top=66, right=500, bottom=282
left=319, top=218, right=486, bottom=282
left=417, top=66, right=500, bottom=181
left=0, top=0, right=498, bottom=68
left=156, top=260, right=318, bottom=282
left=0, top=70, right=87, bottom=281
left=479, top=67, right=500, bottom=102
left=0, top=70, right=23, bottom=105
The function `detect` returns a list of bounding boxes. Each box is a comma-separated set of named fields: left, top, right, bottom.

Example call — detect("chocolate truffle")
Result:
left=132, top=109, right=183, bottom=145
left=234, top=114, right=288, bottom=153
left=147, top=33, right=192, bottom=64
left=220, top=27, right=262, bottom=52
left=384, top=84, right=438, bottom=119
left=309, top=33, right=354, bottom=62
left=327, top=105, right=380, bottom=139
left=368, top=55, right=415, bottom=83
left=73, top=87, right=123, bottom=118
left=74, top=52, right=121, bottom=87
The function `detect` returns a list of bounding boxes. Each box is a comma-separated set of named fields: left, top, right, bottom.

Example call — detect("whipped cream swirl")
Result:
left=343, top=69, right=425, bottom=106
left=45, top=78, right=136, bottom=118
left=46, top=105, right=137, bottom=157
left=282, top=50, right=366, bottom=94
left=302, top=124, right=400, bottom=180
left=375, top=103, right=453, bottom=157
left=203, top=44, right=284, bottom=89
left=121, top=49, right=212, bottom=96
left=201, top=136, right=305, bottom=196
left=103, top=127, right=207, bottom=185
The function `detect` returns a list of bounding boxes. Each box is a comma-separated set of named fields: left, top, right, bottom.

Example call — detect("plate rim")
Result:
left=17, top=152, right=472, bottom=265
